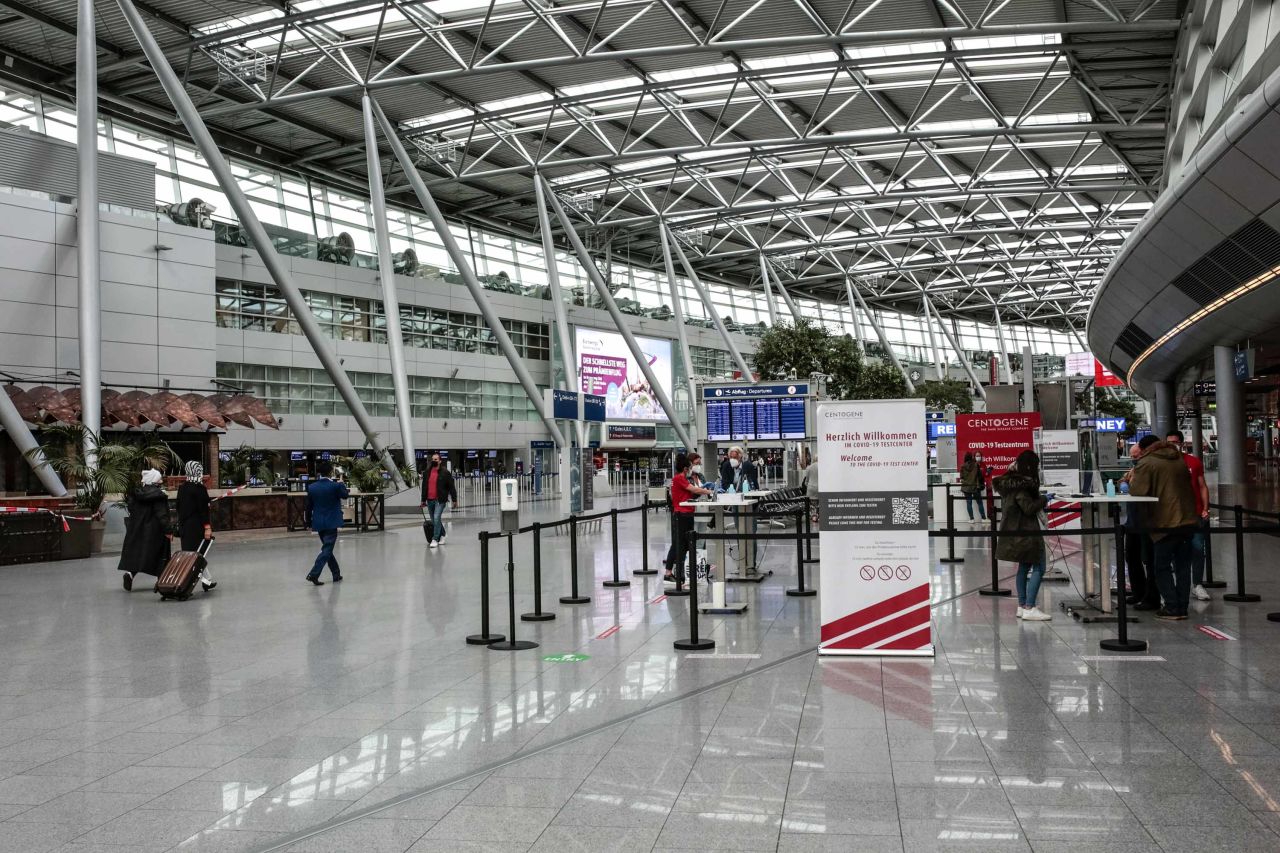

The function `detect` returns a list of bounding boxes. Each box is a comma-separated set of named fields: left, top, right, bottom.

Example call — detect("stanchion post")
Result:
left=1223, top=504, right=1261, bottom=603
left=489, top=534, right=538, bottom=651
left=940, top=487, right=963, bottom=564
left=604, top=506, right=629, bottom=587
left=674, top=530, right=714, bottom=650
left=788, top=507, right=816, bottom=597
left=466, top=531, right=506, bottom=645
left=979, top=498, right=1011, bottom=596
left=666, top=514, right=690, bottom=598
left=803, top=497, right=817, bottom=563
left=1202, top=513, right=1225, bottom=588
left=560, top=515, right=590, bottom=604
left=635, top=501, right=657, bottom=575
left=1101, top=510, right=1146, bottom=652
left=522, top=522, right=555, bottom=622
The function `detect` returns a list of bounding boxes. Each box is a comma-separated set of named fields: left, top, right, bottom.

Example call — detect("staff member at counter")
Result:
left=664, top=453, right=714, bottom=584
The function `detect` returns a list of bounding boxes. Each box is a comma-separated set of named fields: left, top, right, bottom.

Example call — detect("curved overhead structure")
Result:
left=0, top=0, right=1181, bottom=330
left=1088, top=33, right=1280, bottom=396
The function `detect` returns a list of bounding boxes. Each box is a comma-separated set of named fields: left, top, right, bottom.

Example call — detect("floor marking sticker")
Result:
left=648, top=594, right=667, bottom=604
left=1197, top=625, right=1235, bottom=641
left=542, top=653, right=589, bottom=663
left=595, top=625, right=621, bottom=640
left=1081, top=655, right=1167, bottom=662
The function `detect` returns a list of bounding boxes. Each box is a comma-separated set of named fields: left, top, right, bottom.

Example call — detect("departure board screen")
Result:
left=706, top=400, right=731, bottom=442
left=780, top=398, right=807, bottom=439
left=755, top=400, right=781, bottom=440
left=730, top=400, right=756, bottom=441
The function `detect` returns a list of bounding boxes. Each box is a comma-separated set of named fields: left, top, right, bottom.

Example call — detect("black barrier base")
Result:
left=467, top=633, right=505, bottom=645
left=726, top=573, right=769, bottom=584
left=1203, top=580, right=1228, bottom=589
left=521, top=612, right=555, bottom=622
left=665, top=587, right=691, bottom=597
left=674, top=638, right=715, bottom=650
left=979, top=588, right=1012, bottom=597
left=939, top=556, right=964, bottom=564
left=1100, top=637, right=1148, bottom=652
left=603, top=579, right=631, bottom=588
left=1268, top=612, right=1280, bottom=622
left=488, top=639, right=538, bottom=651
left=559, top=595, right=590, bottom=604
left=787, top=588, right=817, bottom=597
left=1224, top=593, right=1262, bottom=602
left=633, top=569, right=659, bottom=576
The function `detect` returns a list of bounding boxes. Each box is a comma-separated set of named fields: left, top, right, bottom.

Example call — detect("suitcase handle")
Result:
left=198, top=536, right=214, bottom=558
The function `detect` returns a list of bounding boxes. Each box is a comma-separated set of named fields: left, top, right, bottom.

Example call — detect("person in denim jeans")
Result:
left=1166, top=430, right=1212, bottom=601
left=420, top=454, right=458, bottom=548
left=1129, top=435, right=1199, bottom=619
left=305, top=460, right=348, bottom=586
left=993, top=451, right=1051, bottom=621
left=959, top=452, right=986, bottom=521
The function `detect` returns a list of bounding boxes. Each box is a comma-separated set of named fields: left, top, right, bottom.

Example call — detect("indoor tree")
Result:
left=27, top=425, right=180, bottom=512
left=752, top=319, right=909, bottom=400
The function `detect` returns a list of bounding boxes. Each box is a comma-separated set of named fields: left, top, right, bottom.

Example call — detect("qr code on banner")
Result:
left=891, top=497, right=921, bottom=526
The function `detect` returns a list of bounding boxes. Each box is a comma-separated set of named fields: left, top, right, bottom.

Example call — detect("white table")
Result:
left=1059, top=494, right=1158, bottom=621
left=679, top=498, right=758, bottom=614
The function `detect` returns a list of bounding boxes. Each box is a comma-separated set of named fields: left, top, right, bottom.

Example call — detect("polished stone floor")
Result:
left=2, top=497, right=1280, bottom=853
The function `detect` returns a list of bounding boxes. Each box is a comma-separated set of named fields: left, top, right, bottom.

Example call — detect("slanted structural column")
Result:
left=114, top=0, right=405, bottom=487
left=77, top=0, right=101, bottom=468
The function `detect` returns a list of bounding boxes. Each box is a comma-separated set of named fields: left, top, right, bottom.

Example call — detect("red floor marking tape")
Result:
left=649, top=595, right=667, bottom=604
left=595, top=625, right=621, bottom=640
left=1197, top=625, right=1235, bottom=641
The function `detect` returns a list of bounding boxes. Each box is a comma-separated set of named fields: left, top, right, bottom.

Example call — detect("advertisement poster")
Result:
left=956, top=413, right=1043, bottom=476
left=1040, top=429, right=1081, bottom=531
left=817, top=399, right=932, bottom=657
left=576, top=327, right=673, bottom=422
left=581, top=448, right=594, bottom=511
left=569, top=450, right=583, bottom=514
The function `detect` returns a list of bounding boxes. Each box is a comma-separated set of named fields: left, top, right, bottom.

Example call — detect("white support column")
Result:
left=533, top=176, right=585, bottom=452
left=923, top=295, right=944, bottom=380
left=363, top=95, right=416, bottom=478
left=666, top=227, right=754, bottom=381
left=114, top=0, right=407, bottom=487
left=758, top=255, right=779, bottom=326
left=773, top=274, right=804, bottom=323
left=844, top=277, right=865, bottom=355
left=850, top=283, right=915, bottom=393
left=928, top=299, right=986, bottom=401
left=77, top=0, right=100, bottom=466
left=544, top=180, right=693, bottom=449
left=0, top=391, right=67, bottom=497
left=659, top=225, right=696, bottom=438
left=994, top=309, right=1014, bottom=385
left=1022, top=345, right=1035, bottom=413
left=1214, top=345, right=1246, bottom=497
left=371, top=103, right=566, bottom=449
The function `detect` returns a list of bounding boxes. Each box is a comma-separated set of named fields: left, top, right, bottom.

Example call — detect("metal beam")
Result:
left=363, top=94, right=416, bottom=477
left=843, top=277, right=865, bottom=355
left=666, top=227, right=754, bottom=381
left=928, top=298, right=987, bottom=401
left=758, top=254, right=779, bottom=327
left=543, top=178, right=692, bottom=449
left=994, top=308, right=1014, bottom=385
left=658, top=224, right=695, bottom=438
left=77, top=0, right=100, bottom=470
left=0, top=389, right=67, bottom=497
left=112, top=0, right=405, bottom=488
left=850, top=281, right=915, bottom=393
left=923, top=294, right=945, bottom=380
left=772, top=274, right=804, bottom=324
left=372, top=101, right=566, bottom=449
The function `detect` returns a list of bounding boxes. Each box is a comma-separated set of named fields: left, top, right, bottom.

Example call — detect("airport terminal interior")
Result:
left=5, top=0, right=1280, bottom=851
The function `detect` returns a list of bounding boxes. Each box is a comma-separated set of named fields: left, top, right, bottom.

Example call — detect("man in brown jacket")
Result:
left=1128, top=436, right=1200, bottom=620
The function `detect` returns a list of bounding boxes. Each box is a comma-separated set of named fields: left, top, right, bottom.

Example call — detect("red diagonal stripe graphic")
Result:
left=821, top=584, right=930, bottom=642
left=876, top=626, right=932, bottom=651
left=824, top=605, right=929, bottom=650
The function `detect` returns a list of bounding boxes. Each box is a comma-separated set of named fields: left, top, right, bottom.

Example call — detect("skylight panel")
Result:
left=954, top=34, right=1061, bottom=51
left=744, top=50, right=839, bottom=70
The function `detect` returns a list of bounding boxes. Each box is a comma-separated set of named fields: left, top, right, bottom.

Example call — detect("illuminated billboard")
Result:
left=575, top=327, right=674, bottom=423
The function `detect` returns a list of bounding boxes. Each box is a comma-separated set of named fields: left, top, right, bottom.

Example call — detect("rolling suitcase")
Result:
left=155, top=538, right=213, bottom=601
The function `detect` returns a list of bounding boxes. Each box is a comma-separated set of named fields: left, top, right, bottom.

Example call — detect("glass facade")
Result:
left=214, top=279, right=550, bottom=360
left=216, top=363, right=541, bottom=420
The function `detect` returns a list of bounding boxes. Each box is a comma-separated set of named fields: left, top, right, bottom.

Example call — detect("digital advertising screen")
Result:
left=576, top=327, right=674, bottom=423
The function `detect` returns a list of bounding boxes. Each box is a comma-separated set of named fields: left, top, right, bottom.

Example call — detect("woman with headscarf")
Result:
left=176, top=460, right=217, bottom=591
left=118, top=468, right=172, bottom=591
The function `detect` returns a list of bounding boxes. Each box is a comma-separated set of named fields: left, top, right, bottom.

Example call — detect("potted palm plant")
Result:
left=27, top=426, right=179, bottom=556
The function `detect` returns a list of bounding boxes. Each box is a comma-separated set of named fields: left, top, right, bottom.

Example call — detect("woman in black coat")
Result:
left=176, top=461, right=216, bottom=591
left=117, top=469, right=171, bottom=591
left=993, top=450, right=1051, bottom=621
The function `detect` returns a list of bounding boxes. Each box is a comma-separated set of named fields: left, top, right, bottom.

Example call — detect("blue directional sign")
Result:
left=582, top=393, right=606, bottom=423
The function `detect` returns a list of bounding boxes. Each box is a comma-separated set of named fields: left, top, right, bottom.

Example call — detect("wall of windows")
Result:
left=0, top=86, right=1080, bottom=370
left=689, top=345, right=750, bottom=381
left=214, top=279, right=550, bottom=360
left=216, top=363, right=541, bottom=420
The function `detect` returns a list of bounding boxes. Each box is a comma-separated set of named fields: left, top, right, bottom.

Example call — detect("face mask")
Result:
left=729, top=458, right=741, bottom=469
left=691, top=464, right=703, bottom=474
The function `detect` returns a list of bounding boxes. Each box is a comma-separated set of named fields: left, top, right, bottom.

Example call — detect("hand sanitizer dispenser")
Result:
left=500, top=478, right=519, bottom=533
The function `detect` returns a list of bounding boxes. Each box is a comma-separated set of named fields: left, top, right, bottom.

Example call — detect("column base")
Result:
left=466, top=633, right=505, bottom=645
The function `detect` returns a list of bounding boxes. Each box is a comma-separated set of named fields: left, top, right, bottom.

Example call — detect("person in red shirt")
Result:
left=1166, top=430, right=1211, bottom=600
left=419, top=453, right=458, bottom=548
left=664, top=452, right=713, bottom=583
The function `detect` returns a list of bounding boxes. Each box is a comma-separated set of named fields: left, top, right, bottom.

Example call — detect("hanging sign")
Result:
left=817, top=399, right=932, bottom=657
left=956, top=413, right=1042, bottom=476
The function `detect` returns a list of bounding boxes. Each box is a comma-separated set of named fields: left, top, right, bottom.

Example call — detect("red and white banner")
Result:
left=817, top=398, right=932, bottom=657
left=956, top=412, right=1042, bottom=476
left=1040, top=430, right=1081, bottom=531
left=1095, top=360, right=1123, bottom=388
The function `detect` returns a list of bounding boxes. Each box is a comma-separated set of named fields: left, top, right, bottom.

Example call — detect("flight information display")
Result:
left=731, top=400, right=756, bottom=441
left=780, top=398, right=807, bottom=439
left=755, top=400, right=781, bottom=440
left=706, top=400, right=731, bottom=442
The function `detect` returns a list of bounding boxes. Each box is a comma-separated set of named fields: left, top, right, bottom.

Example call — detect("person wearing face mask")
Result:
left=420, top=453, right=458, bottom=548
left=719, top=446, right=759, bottom=493
left=665, top=452, right=713, bottom=583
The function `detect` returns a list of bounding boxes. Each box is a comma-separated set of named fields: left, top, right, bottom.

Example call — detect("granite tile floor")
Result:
left=1, top=497, right=1279, bottom=852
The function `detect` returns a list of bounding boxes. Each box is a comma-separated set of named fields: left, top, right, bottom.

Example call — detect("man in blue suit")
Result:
left=306, top=460, right=349, bottom=586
